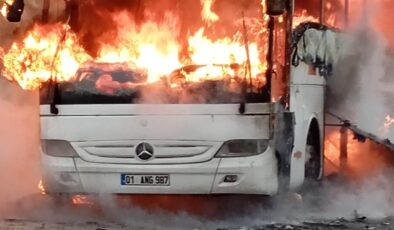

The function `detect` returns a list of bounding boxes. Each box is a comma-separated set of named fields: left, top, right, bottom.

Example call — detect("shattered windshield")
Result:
left=40, top=63, right=269, bottom=104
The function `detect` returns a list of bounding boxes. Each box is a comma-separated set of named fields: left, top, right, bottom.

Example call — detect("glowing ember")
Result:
left=201, top=0, right=218, bottom=25
left=0, top=0, right=14, bottom=17
left=260, top=0, right=269, bottom=21
left=384, top=115, right=394, bottom=129
left=38, top=179, right=46, bottom=195
left=72, top=195, right=93, bottom=205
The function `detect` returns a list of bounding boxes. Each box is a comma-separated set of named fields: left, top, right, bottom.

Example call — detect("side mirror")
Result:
left=266, top=0, right=287, bottom=16
left=4, top=0, right=24, bottom=22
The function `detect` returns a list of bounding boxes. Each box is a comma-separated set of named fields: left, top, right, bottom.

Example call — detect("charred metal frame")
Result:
left=66, top=0, right=79, bottom=30
left=42, top=0, right=50, bottom=23
left=266, top=16, right=275, bottom=100
left=320, top=0, right=325, bottom=24
left=339, top=125, right=348, bottom=170
left=274, top=102, right=295, bottom=191
left=326, top=112, right=394, bottom=172
left=269, top=0, right=295, bottom=190
left=284, top=0, right=293, bottom=104
left=265, top=0, right=293, bottom=104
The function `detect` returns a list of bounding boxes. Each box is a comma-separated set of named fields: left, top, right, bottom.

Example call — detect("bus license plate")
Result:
left=121, top=174, right=170, bottom=186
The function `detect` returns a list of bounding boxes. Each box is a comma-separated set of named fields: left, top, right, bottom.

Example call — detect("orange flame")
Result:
left=0, top=1, right=340, bottom=90
left=0, top=0, right=14, bottom=17
left=293, top=9, right=320, bottom=28
left=38, top=179, right=46, bottom=195
left=201, top=0, right=219, bottom=25
left=188, top=28, right=264, bottom=80
left=72, top=195, right=93, bottom=205
left=2, top=23, right=91, bottom=89
left=96, top=12, right=181, bottom=83
left=1, top=11, right=267, bottom=90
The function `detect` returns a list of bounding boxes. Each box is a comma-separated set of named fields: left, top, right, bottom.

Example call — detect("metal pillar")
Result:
left=42, top=0, right=50, bottom=23
left=339, top=126, right=348, bottom=172
left=65, top=0, right=79, bottom=30
left=344, top=0, right=349, bottom=28
left=320, top=0, right=325, bottom=24
left=283, top=0, right=294, bottom=104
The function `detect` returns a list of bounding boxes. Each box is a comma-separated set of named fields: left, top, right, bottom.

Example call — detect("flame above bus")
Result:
left=1, top=12, right=266, bottom=89
left=0, top=0, right=333, bottom=90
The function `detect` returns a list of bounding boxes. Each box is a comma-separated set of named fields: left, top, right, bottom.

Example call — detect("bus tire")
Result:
left=303, top=119, right=322, bottom=189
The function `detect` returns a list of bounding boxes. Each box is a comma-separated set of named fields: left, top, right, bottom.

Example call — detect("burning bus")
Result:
left=0, top=0, right=344, bottom=196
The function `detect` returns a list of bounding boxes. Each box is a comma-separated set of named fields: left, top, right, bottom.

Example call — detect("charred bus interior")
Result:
left=40, top=63, right=271, bottom=105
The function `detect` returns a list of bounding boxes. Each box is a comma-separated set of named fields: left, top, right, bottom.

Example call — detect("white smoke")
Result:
left=0, top=78, right=40, bottom=217
left=327, top=3, right=394, bottom=141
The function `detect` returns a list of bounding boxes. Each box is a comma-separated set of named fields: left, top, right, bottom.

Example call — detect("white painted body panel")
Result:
left=40, top=103, right=279, bottom=195
left=41, top=113, right=270, bottom=142
left=41, top=147, right=278, bottom=195
left=289, top=62, right=325, bottom=189
left=40, top=103, right=271, bottom=116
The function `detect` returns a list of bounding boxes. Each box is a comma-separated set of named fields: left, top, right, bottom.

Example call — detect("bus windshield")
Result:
left=40, top=62, right=269, bottom=104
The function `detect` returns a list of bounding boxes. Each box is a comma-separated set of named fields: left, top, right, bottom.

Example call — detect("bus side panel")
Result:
left=289, top=63, right=325, bottom=190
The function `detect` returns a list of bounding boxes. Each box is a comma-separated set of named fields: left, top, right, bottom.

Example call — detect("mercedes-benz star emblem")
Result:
left=135, top=143, right=154, bottom=161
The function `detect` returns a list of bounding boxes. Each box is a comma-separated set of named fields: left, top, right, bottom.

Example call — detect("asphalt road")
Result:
left=0, top=216, right=393, bottom=229
left=1, top=175, right=394, bottom=230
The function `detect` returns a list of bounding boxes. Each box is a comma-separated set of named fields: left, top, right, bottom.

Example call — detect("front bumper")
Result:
left=41, top=147, right=279, bottom=195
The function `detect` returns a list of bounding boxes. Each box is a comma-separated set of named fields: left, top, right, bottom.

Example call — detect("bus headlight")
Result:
left=41, top=140, right=78, bottom=157
left=215, top=139, right=269, bottom=158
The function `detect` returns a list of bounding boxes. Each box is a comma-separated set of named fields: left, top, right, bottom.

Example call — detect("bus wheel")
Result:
left=304, top=121, right=322, bottom=187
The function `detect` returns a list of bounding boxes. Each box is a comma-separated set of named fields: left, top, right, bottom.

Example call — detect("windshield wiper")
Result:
left=48, top=16, right=71, bottom=115
left=239, top=12, right=252, bottom=114
left=49, top=81, right=59, bottom=114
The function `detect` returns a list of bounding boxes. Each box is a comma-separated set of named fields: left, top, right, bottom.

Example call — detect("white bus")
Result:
left=40, top=1, right=335, bottom=196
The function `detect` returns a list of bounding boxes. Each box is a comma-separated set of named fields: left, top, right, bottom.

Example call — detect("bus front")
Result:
left=38, top=0, right=297, bottom=197
left=40, top=61, right=279, bottom=196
